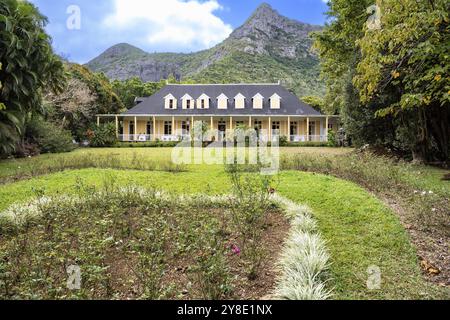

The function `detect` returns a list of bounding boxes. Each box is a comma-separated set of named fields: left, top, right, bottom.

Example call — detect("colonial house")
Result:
left=96, top=83, right=338, bottom=142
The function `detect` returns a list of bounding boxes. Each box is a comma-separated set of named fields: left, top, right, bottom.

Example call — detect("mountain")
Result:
left=85, top=3, right=324, bottom=97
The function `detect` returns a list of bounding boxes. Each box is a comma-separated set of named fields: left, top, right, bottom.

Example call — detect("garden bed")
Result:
left=0, top=188, right=298, bottom=300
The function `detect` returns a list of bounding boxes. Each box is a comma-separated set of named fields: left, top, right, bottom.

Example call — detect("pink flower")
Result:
left=231, top=244, right=241, bottom=256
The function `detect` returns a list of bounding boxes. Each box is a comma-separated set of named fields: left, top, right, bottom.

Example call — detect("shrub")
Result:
left=279, top=135, right=289, bottom=146
left=190, top=234, right=232, bottom=300
left=25, top=117, right=76, bottom=154
left=285, top=142, right=330, bottom=147
left=225, top=163, right=274, bottom=279
left=115, top=141, right=179, bottom=148
left=327, top=130, right=337, bottom=147
left=88, top=123, right=117, bottom=147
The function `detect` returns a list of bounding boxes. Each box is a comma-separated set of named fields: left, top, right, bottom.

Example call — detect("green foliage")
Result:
left=312, top=0, right=372, bottom=115
left=0, top=63, right=5, bottom=111
left=25, top=117, right=76, bottom=154
left=225, top=163, right=274, bottom=279
left=116, top=141, right=179, bottom=148
left=314, top=0, right=450, bottom=162
left=0, top=181, right=284, bottom=299
left=327, top=130, right=337, bottom=147
left=188, top=51, right=324, bottom=98
left=301, top=96, right=325, bottom=113
left=88, top=123, right=117, bottom=148
left=0, top=0, right=65, bottom=156
left=111, top=77, right=165, bottom=109
left=279, top=135, right=288, bottom=146
left=0, top=148, right=448, bottom=299
left=67, top=64, right=124, bottom=115
left=44, top=63, right=124, bottom=141
left=354, top=0, right=450, bottom=161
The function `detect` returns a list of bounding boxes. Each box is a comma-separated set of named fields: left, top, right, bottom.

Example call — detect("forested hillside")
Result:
left=86, top=3, right=324, bottom=98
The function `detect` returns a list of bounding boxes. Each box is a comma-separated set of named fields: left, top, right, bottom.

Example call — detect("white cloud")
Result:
left=104, top=0, right=232, bottom=50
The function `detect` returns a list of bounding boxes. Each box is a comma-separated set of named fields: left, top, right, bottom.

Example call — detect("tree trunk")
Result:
left=412, top=108, right=429, bottom=163
left=428, top=104, right=450, bottom=162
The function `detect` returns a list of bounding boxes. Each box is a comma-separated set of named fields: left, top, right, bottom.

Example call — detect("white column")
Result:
left=172, top=116, right=175, bottom=137
left=287, top=116, right=291, bottom=142
left=115, top=116, right=119, bottom=138
left=269, top=116, right=272, bottom=142
left=134, top=116, right=137, bottom=141
left=306, top=117, right=310, bottom=142
left=153, top=116, right=156, bottom=141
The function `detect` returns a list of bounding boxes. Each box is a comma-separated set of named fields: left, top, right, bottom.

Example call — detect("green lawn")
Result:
left=0, top=147, right=448, bottom=299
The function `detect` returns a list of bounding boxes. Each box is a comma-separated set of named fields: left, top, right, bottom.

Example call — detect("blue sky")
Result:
left=29, top=0, right=329, bottom=64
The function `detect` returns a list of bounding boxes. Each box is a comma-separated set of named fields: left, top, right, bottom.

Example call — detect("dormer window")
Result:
left=270, top=93, right=281, bottom=109
left=217, top=93, right=228, bottom=109
left=182, top=94, right=194, bottom=110
left=164, top=94, right=177, bottom=109
left=234, top=93, right=245, bottom=109
left=197, top=94, right=210, bottom=109
left=252, top=93, right=264, bottom=109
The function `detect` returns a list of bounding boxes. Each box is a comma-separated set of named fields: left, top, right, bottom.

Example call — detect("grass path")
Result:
left=0, top=167, right=446, bottom=299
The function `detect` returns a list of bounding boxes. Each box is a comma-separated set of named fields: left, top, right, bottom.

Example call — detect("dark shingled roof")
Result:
left=123, top=84, right=322, bottom=116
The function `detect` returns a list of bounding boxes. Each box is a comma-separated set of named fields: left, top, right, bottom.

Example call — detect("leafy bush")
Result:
left=285, top=142, right=330, bottom=147
left=327, top=130, right=337, bottom=147
left=225, top=163, right=274, bottom=279
left=25, top=117, right=76, bottom=154
left=279, top=135, right=288, bottom=146
left=116, top=141, right=179, bottom=148
left=88, top=123, right=117, bottom=147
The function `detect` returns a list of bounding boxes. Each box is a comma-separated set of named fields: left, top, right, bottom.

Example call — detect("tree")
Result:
left=313, top=0, right=372, bottom=115
left=354, top=0, right=450, bottom=161
left=301, top=96, right=325, bottom=113
left=314, top=0, right=449, bottom=162
left=44, top=63, right=124, bottom=140
left=112, top=77, right=165, bottom=110
left=0, top=0, right=64, bottom=155
left=0, top=63, right=4, bottom=111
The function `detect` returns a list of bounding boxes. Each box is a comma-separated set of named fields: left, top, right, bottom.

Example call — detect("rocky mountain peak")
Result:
left=85, top=3, right=324, bottom=97
left=230, top=3, right=319, bottom=41
left=227, top=3, right=321, bottom=57
left=102, top=43, right=146, bottom=59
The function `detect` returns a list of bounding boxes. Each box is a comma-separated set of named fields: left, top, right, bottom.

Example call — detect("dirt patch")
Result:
left=159, top=210, right=291, bottom=300
left=0, top=194, right=292, bottom=300
left=380, top=194, right=449, bottom=287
